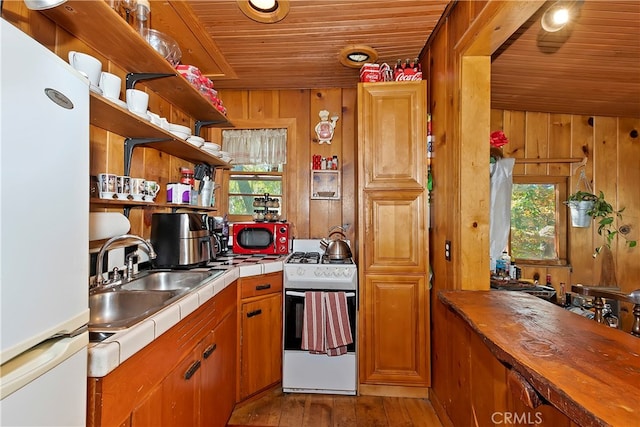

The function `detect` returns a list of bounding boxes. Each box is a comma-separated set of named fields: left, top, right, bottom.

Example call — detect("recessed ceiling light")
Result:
left=541, top=1, right=573, bottom=32
left=339, top=45, right=378, bottom=68
left=237, top=0, right=289, bottom=23
left=249, top=0, right=277, bottom=13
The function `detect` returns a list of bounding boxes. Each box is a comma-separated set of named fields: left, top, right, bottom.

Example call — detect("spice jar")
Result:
left=180, top=167, right=195, bottom=187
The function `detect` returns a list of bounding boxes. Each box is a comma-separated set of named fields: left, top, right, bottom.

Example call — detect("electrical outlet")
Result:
left=445, top=240, right=451, bottom=261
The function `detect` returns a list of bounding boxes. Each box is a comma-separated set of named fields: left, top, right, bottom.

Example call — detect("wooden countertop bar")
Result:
left=438, top=290, right=640, bottom=427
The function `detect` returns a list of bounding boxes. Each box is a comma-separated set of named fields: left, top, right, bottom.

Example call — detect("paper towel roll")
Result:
left=89, top=212, right=131, bottom=241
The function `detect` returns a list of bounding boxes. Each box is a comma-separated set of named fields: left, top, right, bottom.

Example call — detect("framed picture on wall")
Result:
left=311, top=170, right=341, bottom=200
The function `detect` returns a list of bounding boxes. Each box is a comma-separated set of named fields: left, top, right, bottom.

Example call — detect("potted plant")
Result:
left=586, top=191, right=637, bottom=257
left=565, top=190, right=598, bottom=228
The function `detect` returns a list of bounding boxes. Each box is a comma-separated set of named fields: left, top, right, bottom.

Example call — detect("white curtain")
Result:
left=222, top=128, right=287, bottom=165
left=490, top=158, right=515, bottom=270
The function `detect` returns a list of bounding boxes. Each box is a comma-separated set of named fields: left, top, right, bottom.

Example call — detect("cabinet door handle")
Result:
left=255, top=283, right=271, bottom=291
left=203, top=343, right=217, bottom=359
left=247, top=309, right=263, bottom=318
left=184, top=360, right=201, bottom=380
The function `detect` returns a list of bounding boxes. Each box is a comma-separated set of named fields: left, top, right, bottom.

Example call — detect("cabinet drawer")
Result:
left=239, top=272, right=282, bottom=299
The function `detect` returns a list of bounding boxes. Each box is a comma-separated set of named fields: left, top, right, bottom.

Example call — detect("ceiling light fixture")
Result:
left=23, top=0, right=66, bottom=10
left=248, top=0, right=277, bottom=13
left=541, top=1, right=573, bottom=32
left=237, top=0, right=289, bottom=24
left=339, top=45, right=378, bottom=68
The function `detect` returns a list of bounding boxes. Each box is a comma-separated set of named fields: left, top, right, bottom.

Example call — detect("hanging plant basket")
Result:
left=567, top=200, right=594, bottom=228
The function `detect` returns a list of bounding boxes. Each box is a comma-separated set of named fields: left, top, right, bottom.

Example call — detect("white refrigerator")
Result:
left=0, top=17, right=90, bottom=426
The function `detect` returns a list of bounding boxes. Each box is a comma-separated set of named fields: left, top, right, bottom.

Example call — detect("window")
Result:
left=223, top=127, right=287, bottom=221
left=510, top=176, right=568, bottom=264
left=228, top=164, right=284, bottom=220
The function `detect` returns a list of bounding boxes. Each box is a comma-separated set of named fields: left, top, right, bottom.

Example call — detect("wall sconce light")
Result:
left=314, top=110, right=339, bottom=144
left=237, top=0, right=289, bottom=23
left=23, top=0, right=66, bottom=9
left=541, top=1, right=574, bottom=32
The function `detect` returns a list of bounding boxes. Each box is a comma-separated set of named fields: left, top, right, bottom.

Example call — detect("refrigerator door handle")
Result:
left=51, top=324, right=89, bottom=339
left=0, top=332, right=88, bottom=399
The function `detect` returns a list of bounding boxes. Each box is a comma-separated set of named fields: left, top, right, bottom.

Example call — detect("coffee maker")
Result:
left=207, top=215, right=228, bottom=255
left=204, top=215, right=228, bottom=259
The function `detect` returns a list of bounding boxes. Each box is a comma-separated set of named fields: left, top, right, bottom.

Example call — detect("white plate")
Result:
left=187, top=135, right=205, bottom=144
left=204, top=141, right=220, bottom=151
left=170, top=130, right=190, bottom=140
left=131, top=110, right=150, bottom=121
left=202, top=147, right=221, bottom=155
left=167, top=123, right=191, bottom=134
left=187, top=139, right=204, bottom=148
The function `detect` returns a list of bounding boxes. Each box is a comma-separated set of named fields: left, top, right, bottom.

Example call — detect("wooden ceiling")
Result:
left=154, top=0, right=451, bottom=90
left=152, top=1, right=640, bottom=118
left=491, top=0, right=640, bottom=118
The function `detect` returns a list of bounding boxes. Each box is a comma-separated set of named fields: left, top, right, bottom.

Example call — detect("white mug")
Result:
left=68, top=51, right=102, bottom=86
left=126, top=89, right=149, bottom=115
left=116, top=175, right=131, bottom=200
left=130, top=177, right=146, bottom=201
left=97, top=173, right=117, bottom=199
left=99, top=72, right=122, bottom=100
left=145, top=180, right=160, bottom=201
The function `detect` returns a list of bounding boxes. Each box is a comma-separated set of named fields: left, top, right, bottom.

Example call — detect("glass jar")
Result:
left=180, top=167, right=194, bottom=187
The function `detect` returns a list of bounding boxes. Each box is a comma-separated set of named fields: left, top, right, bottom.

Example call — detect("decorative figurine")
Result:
left=314, top=110, right=339, bottom=144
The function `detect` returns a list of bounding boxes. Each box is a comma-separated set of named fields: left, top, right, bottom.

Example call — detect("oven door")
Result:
left=283, top=289, right=356, bottom=353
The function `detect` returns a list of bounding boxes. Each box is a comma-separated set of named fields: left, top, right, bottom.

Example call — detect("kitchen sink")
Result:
left=89, top=289, right=182, bottom=330
left=89, top=270, right=223, bottom=332
left=119, top=270, right=217, bottom=292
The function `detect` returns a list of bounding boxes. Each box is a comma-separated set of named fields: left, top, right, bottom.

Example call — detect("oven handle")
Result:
left=285, top=291, right=356, bottom=298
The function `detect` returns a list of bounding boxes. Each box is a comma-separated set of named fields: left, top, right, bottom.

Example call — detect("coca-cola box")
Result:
left=359, top=63, right=380, bottom=82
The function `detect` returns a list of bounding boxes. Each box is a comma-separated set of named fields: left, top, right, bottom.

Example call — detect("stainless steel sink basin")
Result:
left=89, top=290, right=182, bottom=330
left=89, top=270, right=223, bottom=333
left=119, top=270, right=216, bottom=292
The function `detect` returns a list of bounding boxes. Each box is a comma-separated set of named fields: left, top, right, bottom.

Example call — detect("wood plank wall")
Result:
left=491, top=109, right=640, bottom=330
left=210, top=89, right=358, bottom=244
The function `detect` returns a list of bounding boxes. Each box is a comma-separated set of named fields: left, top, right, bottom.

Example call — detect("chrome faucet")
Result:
left=93, top=234, right=157, bottom=288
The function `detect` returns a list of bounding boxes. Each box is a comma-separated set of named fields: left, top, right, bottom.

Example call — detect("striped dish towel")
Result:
left=301, top=291, right=353, bottom=356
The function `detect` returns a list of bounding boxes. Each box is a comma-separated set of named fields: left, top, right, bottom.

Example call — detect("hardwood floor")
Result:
left=227, top=387, right=443, bottom=427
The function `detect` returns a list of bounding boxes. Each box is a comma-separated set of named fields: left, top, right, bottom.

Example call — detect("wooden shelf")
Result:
left=90, top=197, right=217, bottom=212
left=514, top=157, right=585, bottom=164
left=90, top=94, right=231, bottom=168
left=41, top=1, right=232, bottom=126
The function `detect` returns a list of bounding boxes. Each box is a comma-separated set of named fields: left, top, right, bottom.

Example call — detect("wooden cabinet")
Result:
left=87, top=283, right=237, bottom=427
left=200, top=312, right=237, bottom=427
left=357, top=81, right=430, bottom=393
left=237, top=272, right=283, bottom=401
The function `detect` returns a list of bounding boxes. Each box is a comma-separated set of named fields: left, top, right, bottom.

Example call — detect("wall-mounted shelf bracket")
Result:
left=195, top=120, right=226, bottom=137
left=126, top=72, right=176, bottom=90
left=124, top=137, right=171, bottom=176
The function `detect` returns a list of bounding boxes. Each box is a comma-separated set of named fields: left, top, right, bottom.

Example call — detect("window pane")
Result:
left=228, top=171, right=282, bottom=216
left=511, top=183, right=557, bottom=260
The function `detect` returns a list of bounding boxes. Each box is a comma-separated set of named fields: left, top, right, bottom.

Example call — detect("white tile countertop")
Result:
left=87, top=255, right=285, bottom=377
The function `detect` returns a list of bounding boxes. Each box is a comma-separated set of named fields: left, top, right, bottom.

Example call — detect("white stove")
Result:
left=282, top=239, right=358, bottom=395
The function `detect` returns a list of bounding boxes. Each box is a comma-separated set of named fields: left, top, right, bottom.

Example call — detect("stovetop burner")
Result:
left=287, top=251, right=321, bottom=264
left=321, top=255, right=354, bottom=264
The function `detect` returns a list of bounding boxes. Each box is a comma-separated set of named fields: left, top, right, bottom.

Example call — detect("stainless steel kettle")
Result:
left=320, top=226, right=352, bottom=260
